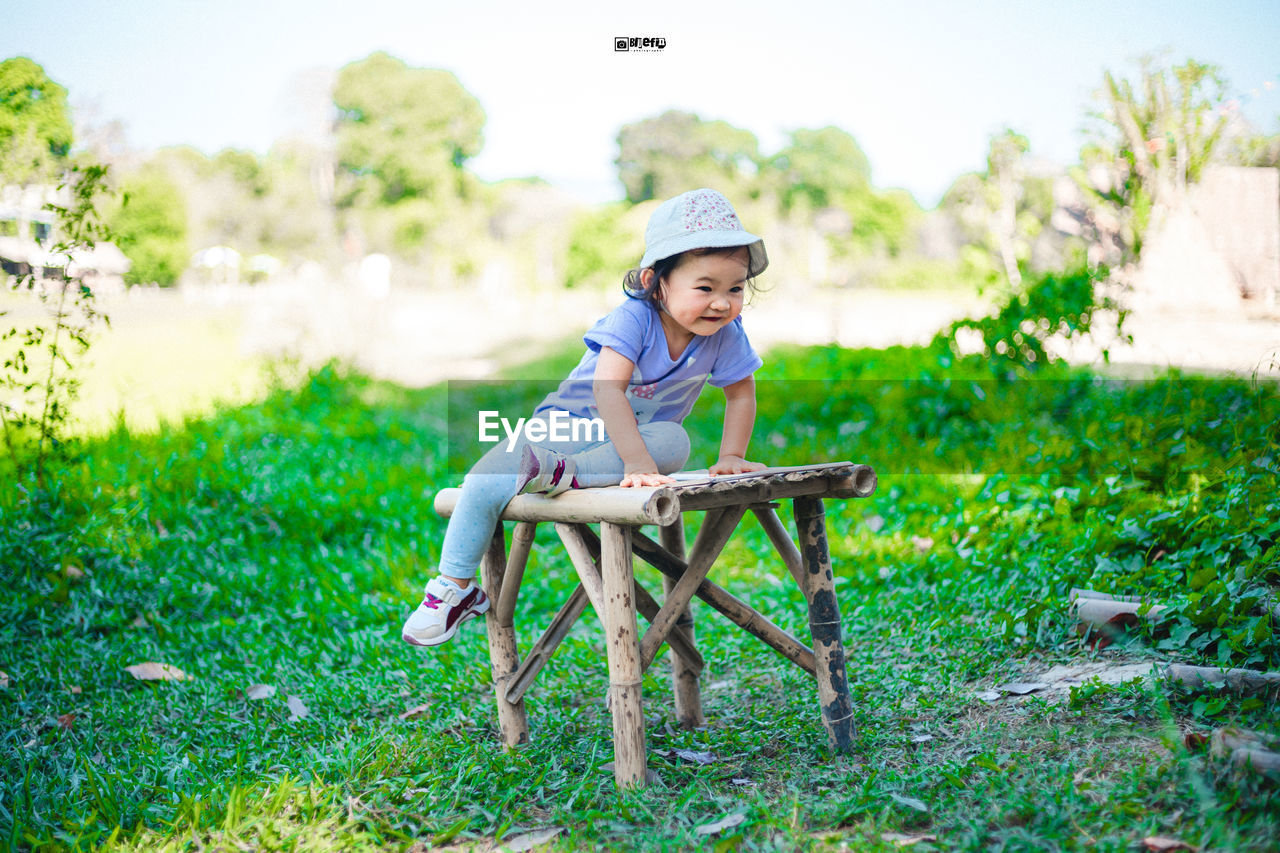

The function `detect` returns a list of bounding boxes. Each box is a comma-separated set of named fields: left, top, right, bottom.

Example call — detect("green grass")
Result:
left=2, top=343, right=1278, bottom=851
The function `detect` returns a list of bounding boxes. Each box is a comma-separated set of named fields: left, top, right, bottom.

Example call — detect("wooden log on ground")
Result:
left=435, top=486, right=679, bottom=526
left=1164, top=664, right=1280, bottom=694
left=480, top=526, right=529, bottom=746
left=1070, top=588, right=1168, bottom=628
left=1211, top=727, right=1280, bottom=773
left=661, top=519, right=704, bottom=729
left=795, top=495, right=855, bottom=753
left=629, top=529, right=817, bottom=675
left=505, top=585, right=590, bottom=705
left=600, top=522, right=647, bottom=788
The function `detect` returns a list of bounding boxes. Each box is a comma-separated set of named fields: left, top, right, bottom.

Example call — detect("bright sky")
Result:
left=5, top=0, right=1278, bottom=208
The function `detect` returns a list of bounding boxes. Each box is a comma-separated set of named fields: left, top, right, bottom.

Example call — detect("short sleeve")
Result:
left=707, top=318, right=763, bottom=387
left=583, top=297, right=650, bottom=364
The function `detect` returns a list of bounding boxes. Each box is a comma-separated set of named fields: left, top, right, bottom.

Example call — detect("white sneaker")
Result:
left=402, top=577, right=490, bottom=647
left=515, top=444, right=576, bottom=496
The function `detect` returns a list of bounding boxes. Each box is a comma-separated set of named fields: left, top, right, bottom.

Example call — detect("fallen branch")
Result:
left=1163, top=664, right=1280, bottom=695
left=1210, top=726, right=1280, bottom=774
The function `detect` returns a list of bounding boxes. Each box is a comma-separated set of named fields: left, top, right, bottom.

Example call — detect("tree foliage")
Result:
left=770, top=126, right=871, bottom=212
left=1077, top=57, right=1228, bottom=264
left=110, top=167, right=189, bottom=286
left=333, top=52, right=485, bottom=214
left=0, top=57, right=73, bottom=186
left=942, top=129, right=1057, bottom=290
left=615, top=110, right=761, bottom=204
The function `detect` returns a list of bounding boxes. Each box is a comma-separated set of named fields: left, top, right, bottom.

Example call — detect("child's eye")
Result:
left=696, top=286, right=713, bottom=292
left=730, top=286, right=743, bottom=293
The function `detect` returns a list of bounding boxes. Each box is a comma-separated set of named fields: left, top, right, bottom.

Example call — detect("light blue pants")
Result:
left=437, top=417, right=691, bottom=579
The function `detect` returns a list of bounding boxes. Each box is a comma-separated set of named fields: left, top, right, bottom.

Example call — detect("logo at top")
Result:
left=615, top=36, right=666, bottom=52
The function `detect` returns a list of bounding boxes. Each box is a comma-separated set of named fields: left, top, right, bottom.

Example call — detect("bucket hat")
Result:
left=639, top=188, right=768, bottom=277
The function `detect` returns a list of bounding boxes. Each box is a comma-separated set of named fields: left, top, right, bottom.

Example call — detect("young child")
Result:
left=402, top=188, right=768, bottom=646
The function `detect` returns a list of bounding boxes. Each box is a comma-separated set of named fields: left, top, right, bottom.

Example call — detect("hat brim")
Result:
left=640, top=230, right=769, bottom=278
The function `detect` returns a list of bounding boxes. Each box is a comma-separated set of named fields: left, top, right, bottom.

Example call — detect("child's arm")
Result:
left=709, top=375, right=767, bottom=477
left=593, top=346, right=677, bottom=488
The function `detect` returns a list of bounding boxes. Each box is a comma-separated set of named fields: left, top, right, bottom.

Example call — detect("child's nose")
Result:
left=711, top=294, right=730, bottom=309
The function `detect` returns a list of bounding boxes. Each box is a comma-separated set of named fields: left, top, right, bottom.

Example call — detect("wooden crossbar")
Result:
left=628, top=528, right=818, bottom=676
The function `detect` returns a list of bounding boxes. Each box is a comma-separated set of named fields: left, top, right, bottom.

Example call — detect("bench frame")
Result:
left=433, top=462, right=876, bottom=788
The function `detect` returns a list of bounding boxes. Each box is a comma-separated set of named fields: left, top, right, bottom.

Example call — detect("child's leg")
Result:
left=571, top=420, right=691, bottom=487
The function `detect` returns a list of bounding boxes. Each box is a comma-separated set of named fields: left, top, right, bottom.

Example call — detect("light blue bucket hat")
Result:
left=639, top=188, right=768, bottom=277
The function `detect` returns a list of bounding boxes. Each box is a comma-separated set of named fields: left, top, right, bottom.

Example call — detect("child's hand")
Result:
left=709, top=455, right=767, bottom=477
left=619, top=471, right=677, bottom=488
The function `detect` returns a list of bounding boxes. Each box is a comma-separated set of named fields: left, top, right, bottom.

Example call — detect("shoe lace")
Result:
left=421, top=592, right=444, bottom=610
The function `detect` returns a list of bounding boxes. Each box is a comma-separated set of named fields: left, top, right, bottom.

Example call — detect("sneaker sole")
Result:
left=401, top=602, right=490, bottom=647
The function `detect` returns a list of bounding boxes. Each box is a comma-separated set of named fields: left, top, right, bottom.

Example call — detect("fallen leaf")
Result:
left=1142, top=836, right=1198, bottom=852
left=888, top=792, right=929, bottom=813
left=68, top=685, right=82, bottom=694
left=57, top=713, right=76, bottom=730
left=501, top=826, right=566, bottom=851
left=0, top=671, right=9, bottom=689
left=999, top=681, right=1048, bottom=695
left=976, top=690, right=1002, bottom=702
left=63, top=563, right=85, bottom=579
left=125, top=662, right=191, bottom=682
left=695, top=813, right=745, bottom=836
left=883, top=833, right=939, bottom=847
left=245, top=684, right=276, bottom=700
left=154, top=520, right=169, bottom=537
left=131, top=614, right=150, bottom=629
left=910, top=734, right=934, bottom=744
left=399, top=703, right=430, bottom=720
left=730, top=778, right=756, bottom=787
left=287, top=694, right=309, bottom=721
left=673, top=748, right=716, bottom=765
left=1183, top=732, right=1209, bottom=752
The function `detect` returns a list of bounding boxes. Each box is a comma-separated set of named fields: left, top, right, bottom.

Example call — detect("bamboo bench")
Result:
left=433, top=461, right=877, bottom=788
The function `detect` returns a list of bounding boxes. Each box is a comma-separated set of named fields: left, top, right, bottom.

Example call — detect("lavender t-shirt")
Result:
left=535, top=296, right=762, bottom=425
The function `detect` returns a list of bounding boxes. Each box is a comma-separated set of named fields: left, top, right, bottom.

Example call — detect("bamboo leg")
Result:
left=629, top=529, right=817, bottom=675
left=660, top=519, right=704, bottom=728
left=637, top=506, right=745, bottom=670
left=505, top=585, right=589, bottom=704
left=752, top=503, right=806, bottom=589
left=480, top=525, right=529, bottom=746
left=794, top=496, right=854, bottom=752
left=568, top=517, right=706, bottom=671
left=496, top=521, right=536, bottom=623
left=600, top=522, right=646, bottom=789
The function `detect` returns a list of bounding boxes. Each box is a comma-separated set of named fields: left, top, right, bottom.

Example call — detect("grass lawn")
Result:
left=2, top=340, right=1278, bottom=851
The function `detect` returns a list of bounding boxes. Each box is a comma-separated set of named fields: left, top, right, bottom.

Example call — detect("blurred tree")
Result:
left=615, top=110, right=761, bottom=203
left=109, top=167, right=189, bottom=286
left=333, top=51, right=485, bottom=253
left=1076, top=57, right=1227, bottom=264
left=771, top=125, right=919, bottom=259
left=0, top=57, right=73, bottom=186
left=564, top=202, right=643, bottom=290
left=942, top=129, right=1057, bottom=290
left=770, top=126, right=871, bottom=211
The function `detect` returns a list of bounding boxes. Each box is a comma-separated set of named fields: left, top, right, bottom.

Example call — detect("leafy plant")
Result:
left=937, top=261, right=1125, bottom=373
left=1, top=162, right=113, bottom=485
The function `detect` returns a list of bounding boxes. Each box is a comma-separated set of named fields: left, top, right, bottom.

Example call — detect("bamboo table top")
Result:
left=433, top=461, right=876, bottom=525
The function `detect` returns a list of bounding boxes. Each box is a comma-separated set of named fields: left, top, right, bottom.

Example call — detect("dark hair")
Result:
left=621, top=246, right=762, bottom=305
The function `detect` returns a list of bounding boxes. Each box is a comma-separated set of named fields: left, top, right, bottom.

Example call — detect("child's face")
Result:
left=656, top=248, right=749, bottom=338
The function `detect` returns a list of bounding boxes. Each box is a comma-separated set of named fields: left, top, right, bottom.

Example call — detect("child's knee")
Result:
left=641, top=421, right=691, bottom=472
